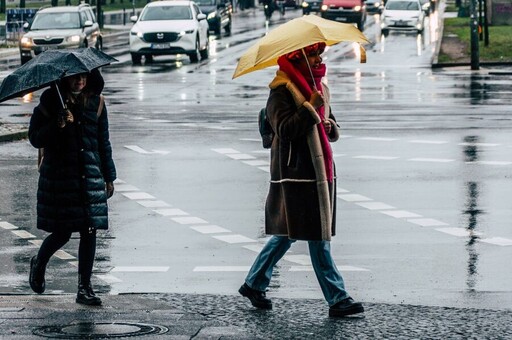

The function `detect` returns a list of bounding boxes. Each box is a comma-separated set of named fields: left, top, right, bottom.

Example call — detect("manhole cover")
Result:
left=33, top=322, right=168, bottom=338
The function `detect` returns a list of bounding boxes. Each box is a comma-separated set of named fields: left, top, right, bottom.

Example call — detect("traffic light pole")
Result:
left=469, top=0, right=480, bottom=70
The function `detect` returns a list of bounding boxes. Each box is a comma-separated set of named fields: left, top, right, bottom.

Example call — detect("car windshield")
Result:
left=386, top=1, right=419, bottom=10
left=195, top=0, right=216, bottom=5
left=30, top=12, right=81, bottom=29
left=140, top=6, right=193, bottom=20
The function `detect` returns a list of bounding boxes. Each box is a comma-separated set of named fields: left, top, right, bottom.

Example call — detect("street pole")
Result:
left=483, top=0, right=489, bottom=46
left=469, top=0, right=479, bottom=70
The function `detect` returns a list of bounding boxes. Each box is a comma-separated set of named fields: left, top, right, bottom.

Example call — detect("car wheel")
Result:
left=81, top=39, right=88, bottom=48
left=95, top=37, right=103, bottom=50
left=381, top=29, right=389, bottom=37
left=200, top=37, right=209, bottom=60
left=20, top=56, right=31, bottom=65
left=131, top=53, right=142, bottom=65
left=189, top=39, right=200, bottom=63
left=145, top=54, right=154, bottom=63
left=357, top=20, right=365, bottom=32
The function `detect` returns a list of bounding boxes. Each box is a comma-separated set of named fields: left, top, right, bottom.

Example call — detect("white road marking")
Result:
left=153, top=208, right=188, bottom=216
left=356, top=202, right=396, bottom=210
left=11, top=230, right=36, bottom=239
left=124, top=145, right=169, bottom=155
left=337, top=187, right=350, bottom=193
left=480, top=237, right=512, bottom=246
left=212, top=148, right=239, bottom=154
left=54, top=250, right=76, bottom=260
left=358, top=137, right=398, bottom=141
left=122, top=192, right=156, bottom=200
left=136, top=200, right=171, bottom=208
left=226, top=153, right=256, bottom=160
left=193, top=266, right=250, bottom=272
left=472, top=161, right=512, bottom=166
left=242, top=244, right=265, bottom=253
left=290, top=265, right=369, bottom=272
left=95, top=274, right=123, bottom=283
left=408, top=158, right=455, bottom=163
left=458, top=142, right=500, bottom=147
left=283, top=255, right=311, bottom=265
left=380, top=210, right=422, bottom=218
left=258, top=167, right=270, bottom=172
left=337, top=194, right=372, bottom=202
left=408, top=140, right=449, bottom=144
left=112, top=266, right=169, bottom=272
left=28, top=240, right=43, bottom=246
left=115, top=184, right=140, bottom=192
left=353, top=155, right=399, bottom=160
left=242, top=160, right=269, bottom=166
left=212, top=234, right=257, bottom=244
left=436, top=227, right=484, bottom=237
left=190, top=225, right=231, bottom=234
left=407, top=218, right=449, bottom=227
left=171, top=216, right=208, bottom=225
left=0, top=221, right=18, bottom=230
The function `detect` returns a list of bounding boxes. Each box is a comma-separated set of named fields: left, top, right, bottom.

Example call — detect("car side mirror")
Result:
left=130, top=15, right=138, bottom=23
left=23, top=22, right=30, bottom=29
left=84, top=20, right=93, bottom=27
left=197, top=13, right=207, bottom=21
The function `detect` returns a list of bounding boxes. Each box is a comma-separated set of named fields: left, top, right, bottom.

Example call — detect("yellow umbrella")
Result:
left=233, top=15, right=370, bottom=79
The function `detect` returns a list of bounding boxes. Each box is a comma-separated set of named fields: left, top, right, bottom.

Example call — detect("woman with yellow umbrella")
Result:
left=234, top=16, right=368, bottom=317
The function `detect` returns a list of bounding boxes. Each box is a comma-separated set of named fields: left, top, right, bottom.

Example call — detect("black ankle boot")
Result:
left=29, top=255, right=46, bottom=294
left=76, top=276, right=102, bottom=306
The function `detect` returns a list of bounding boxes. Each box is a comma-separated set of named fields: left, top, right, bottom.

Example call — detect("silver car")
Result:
left=19, top=4, right=102, bottom=65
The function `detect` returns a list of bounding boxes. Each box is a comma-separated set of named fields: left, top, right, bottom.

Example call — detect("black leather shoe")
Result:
left=329, top=297, right=364, bottom=317
left=238, top=283, right=272, bottom=309
left=76, top=280, right=102, bottom=306
left=29, top=256, right=46, bottom=294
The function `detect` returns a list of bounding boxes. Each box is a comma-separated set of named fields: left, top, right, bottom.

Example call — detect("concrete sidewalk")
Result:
left=1, top=293, right=511, bottom=338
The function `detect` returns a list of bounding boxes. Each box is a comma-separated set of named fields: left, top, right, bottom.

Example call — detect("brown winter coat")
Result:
left=265, top=71, right=339, bottom=241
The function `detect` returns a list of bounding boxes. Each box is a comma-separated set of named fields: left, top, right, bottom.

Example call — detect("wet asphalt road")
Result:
left=0, top=7, right=511, bottom=315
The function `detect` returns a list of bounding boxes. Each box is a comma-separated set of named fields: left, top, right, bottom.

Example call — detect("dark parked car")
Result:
left=302, top=0, right=323, bottom=14
left=365, top=0, right=384, bottom=14
left=195, top=0, right=232, bottom=35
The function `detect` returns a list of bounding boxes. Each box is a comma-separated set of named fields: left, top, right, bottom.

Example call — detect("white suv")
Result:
left=19, top=4, right=102, bottom=65
left=129, top=0, right=209, bottom=64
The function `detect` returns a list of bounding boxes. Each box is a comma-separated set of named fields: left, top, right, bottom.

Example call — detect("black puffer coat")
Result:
left=28, top=79, right=116, bottom=233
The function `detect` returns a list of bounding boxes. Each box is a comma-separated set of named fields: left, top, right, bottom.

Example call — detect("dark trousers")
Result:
left=37, top=229, right=97, bottom=281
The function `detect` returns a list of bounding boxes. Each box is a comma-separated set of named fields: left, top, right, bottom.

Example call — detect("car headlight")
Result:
left=207, top=11, right=217, bottom=19
left=20, top=36, right=33, bottom=46
left=302, top=2, right=309, bottom=7
left=66, top=35, right=81, bottom=43
left=354, top=5, right=362, bottom=11
left=321, top=4, right=328, bottom=10
left=375, top=2, right=380, bottom=6
left=130, top=30, right=144, bottom=38
left=179, top=29, right=194, bottom=36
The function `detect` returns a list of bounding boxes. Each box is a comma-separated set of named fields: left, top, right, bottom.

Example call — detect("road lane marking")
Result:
left=153, top=208, right=188, bottom=216
left=352, top=155, right=399, bottom=160
left=212, top=234, right=257, bottom=244
left=380, top=210, right=422, bottom=218
left=171, top=216, right=208, bottom=225
left=122, top=192, right=156, bottom=200
left=136, top=200, right=171, bottom=208
left=0, top=221, right=18, bottom=230
left=212, top=148, right=239, bottom=154
left=408, top=140, right=449, bottom=144
left=337, top=194, right=372, bottom=202
left=356, top=202, right=396, bottom=210
left=358, top=137, right=398, bottom=141
left=95, top=274, right=123, bottom=283
left=436, top=227, right=484, bottom=237
left=225, top=153, right=256, bottom=160
left=407, top=218, right=449, bottom=227
left=290, top=265, right=369, bottom=272
left=54, top=250, right=76, bottom=260
left=458, top=142, right=500, bottom=147
left=480, top=237, right=512, bottom=246
left=111, top=266, right=169, bottom=272
left=190, top=225, right=231, bottom=234
left=114, top=184, right=140, bottom=192
left=242, top=160, right=269, bottom=166
left=193, top=266, right=250, bottom=272
left=124, top=145, right=170, bottom=155
left=10, top=230, right=36, bottom=239
left=471, top=161, right=512, bottom=166
left=408, top=158, right=455, bottom=163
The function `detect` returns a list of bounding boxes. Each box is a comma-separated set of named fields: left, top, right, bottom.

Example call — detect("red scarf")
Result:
left=277, top=56, right=333, bottom=182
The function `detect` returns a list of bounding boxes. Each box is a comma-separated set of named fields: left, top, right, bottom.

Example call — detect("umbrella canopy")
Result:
left=0, top=48, right=117, bottom=104
left=233, top=15, right=370, bottom=79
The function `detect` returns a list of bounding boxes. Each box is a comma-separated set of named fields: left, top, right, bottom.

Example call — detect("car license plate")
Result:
left=151, top=43, right=169, bottom=49
left=336, top=17, right=347, bottom=22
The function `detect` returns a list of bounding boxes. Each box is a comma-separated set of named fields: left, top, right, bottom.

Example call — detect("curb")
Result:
left=0, top=129, right=28, bottom=142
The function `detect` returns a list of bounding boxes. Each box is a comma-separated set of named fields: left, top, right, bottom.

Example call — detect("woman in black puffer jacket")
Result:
left=28, top=69, right=116, bottom=306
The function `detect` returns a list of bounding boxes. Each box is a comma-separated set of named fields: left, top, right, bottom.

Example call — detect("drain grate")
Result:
left=33, top=322, right=169, bottom=338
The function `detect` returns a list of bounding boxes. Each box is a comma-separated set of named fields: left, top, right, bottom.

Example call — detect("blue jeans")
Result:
left=245, top=235, right=349, bottom=306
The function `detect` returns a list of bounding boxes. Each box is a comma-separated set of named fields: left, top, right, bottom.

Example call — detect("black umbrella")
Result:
left=0, top=48, right=117, bottom=109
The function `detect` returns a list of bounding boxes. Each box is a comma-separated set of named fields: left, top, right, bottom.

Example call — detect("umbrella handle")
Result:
left=50, top=81, right=67, bottom=112
left=301, top=48, right=317, bottom=92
